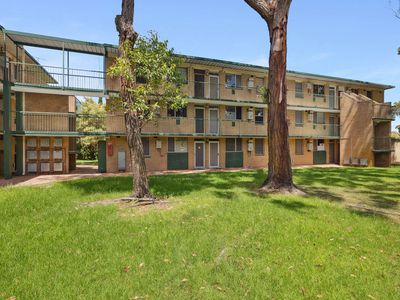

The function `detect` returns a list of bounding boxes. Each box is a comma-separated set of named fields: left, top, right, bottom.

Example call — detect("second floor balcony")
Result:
left=8, top=62, right=106, bottom=94
left=373, top=137, right=394, bottom=152
left=373, top=103, right=393, bottom=120
left=9, top=111, right=341, bottom=139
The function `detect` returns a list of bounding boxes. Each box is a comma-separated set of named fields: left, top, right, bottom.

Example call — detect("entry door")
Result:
left=329, top=142, right=335, bottom=164
left=195, top=108, right=205, bottom=134
left=118, top=150, right=126, bottom=171
left=329, top=87, right=337, bottom=109
left=209, top=74, right=220, bottom=99
left=209, top=108, right=219, bottom=135
left=209, top=141, right=219, bottom=168
left=194, top=70, right=205, bottom=98
left=195, top=142, right=205, bottom=168
left=329, top=114, right=336, bottom=136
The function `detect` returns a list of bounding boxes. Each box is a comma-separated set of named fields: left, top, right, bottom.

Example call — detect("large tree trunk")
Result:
left=125, top=112, right=151, bottom=198
left=245, top=0, right=300, bottom=193
left=116, top=0, right=151, bottom=198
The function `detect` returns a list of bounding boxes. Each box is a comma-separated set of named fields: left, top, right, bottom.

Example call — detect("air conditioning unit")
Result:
left=307, top=111, right=313, bottom=122
left=247, top=108, right=254, bottom=120
left=338, top=86, right=345, bottom=92
left=155, top=140, right=162, bottom=149
left=307, top=142, right=313, bottom=152
left=248, top=77, right=255, bottom=89
left=247, top=140, right=254, bottom=152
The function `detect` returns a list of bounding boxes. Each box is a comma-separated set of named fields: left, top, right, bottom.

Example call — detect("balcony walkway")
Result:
left=0, top=164, right=342, bottom=188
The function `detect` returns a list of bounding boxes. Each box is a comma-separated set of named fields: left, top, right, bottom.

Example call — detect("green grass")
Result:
left=0, top=168, right=399, bottom=299
left=76, top=159, right=98, bottom=166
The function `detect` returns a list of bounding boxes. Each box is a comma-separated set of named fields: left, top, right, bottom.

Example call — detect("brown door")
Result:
left=0, top=150, right=3, bottom=177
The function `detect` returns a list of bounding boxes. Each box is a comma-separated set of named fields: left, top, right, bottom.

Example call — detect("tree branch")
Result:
left=244, top=0, right=277, bottom=22
left=115, top=0, right=138, bottom=45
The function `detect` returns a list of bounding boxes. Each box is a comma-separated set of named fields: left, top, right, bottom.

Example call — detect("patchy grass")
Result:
left=76, top=159, right=98, bottom=166
left=0, top=168, right=399, bottom=299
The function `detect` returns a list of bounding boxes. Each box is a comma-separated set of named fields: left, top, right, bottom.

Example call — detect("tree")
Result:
left=111, top=0, right=185, bottom=199
left=244, top=0, right=301, bottom=194
left=76, top=98, right=105, bottom=160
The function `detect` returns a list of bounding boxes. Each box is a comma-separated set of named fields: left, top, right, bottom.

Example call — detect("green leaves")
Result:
left=108, top=31, right=186, bottom=125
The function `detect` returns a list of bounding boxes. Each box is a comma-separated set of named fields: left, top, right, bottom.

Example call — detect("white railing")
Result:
left=9, top=62, right=105, bottom=91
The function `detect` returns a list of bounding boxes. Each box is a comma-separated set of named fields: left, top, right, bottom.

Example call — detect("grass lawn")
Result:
left=0, top=167, right=399, bottom=299
left=76, top=159, right=98, bottom=166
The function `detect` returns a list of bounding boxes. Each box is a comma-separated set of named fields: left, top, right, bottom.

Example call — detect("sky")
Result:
left=1, top=0, right=399, bottom=129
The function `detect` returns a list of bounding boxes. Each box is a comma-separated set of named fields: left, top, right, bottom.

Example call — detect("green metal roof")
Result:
left=181, top=54, right=395, bottom=90
left=2, top=27, right=394, bottom=90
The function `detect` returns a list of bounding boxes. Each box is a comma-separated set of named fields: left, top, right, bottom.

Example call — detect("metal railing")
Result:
left=106, top=116, right=269, bottom=136
left=182, top=81, right=340, bottom=110
left=289, top=122, right=340, bottom=137
left=373, top=137, right=393, bottom=151
left=9, top=62, right=105, bottom=92
left=373, top=103, right=392, bottom=120
left=16, top=112, right=106, bottom=134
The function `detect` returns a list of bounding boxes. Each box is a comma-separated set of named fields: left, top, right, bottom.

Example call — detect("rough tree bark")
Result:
left=116, top=0, right=151, bottom=199
left=244, top=0, right=301, bottom=194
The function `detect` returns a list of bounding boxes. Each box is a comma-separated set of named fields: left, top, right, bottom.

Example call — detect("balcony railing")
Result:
left=107, top=116, right=269, bottom=137
left=373, top=103, right=392, bottom=120
left=373, top=137, right=393, bottom=152
left=289, top=122, right=340, bottom=137
left=9, top=62, right=105, bottom=92
left=16, top=112, right=106, bottom=134
left=182, top=81, right=340, bottom=110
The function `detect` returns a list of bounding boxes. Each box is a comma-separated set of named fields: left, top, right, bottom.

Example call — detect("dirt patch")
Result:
left=81, top=198, right=171, bottom=214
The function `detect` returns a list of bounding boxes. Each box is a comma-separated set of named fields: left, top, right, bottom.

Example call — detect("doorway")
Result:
left=194, top=141, right=205, bottom=169
left=209, top=108, right=219, bottom=135
left=209, top=74, right=220, bottom=99
left=195, top=107, right=205, bottom=134
left=209, top=141, right=219, bottom=168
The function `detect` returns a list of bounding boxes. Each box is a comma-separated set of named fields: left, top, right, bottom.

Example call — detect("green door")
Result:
left=226, top=152, right=243, bottom=168
left=313, top=151, right=327, bottom=164
left=98, top=141, right=107, bottom=173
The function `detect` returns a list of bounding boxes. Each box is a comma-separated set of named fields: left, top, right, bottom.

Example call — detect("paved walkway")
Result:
left=0, top=164, right=341, bottom=188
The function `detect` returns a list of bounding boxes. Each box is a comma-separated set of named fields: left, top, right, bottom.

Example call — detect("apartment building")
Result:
left=0, top=27, right=394, bottom=179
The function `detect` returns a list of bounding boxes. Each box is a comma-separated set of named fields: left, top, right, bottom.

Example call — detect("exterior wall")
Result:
left=25, top=93, right=69, bottom=112
left=289, top=139, right=313, bottom=166
left=391, top=139, right=400, bottom=165
left=340, top=93, right=374, bottom=166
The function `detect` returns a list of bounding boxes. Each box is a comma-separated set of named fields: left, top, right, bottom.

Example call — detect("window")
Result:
left=225, top=74, right=242, bottom=88
left=295, top=82, right=304, bottom=98
left=255, top=108, right=264, bottom=124
left=168, top=138, right=188, bottom=153
left=313, top=112, right=326, bottom=124
left=136, top=75, right=147, bottom=84
left=177, top=67, right=188, bottom=84
left=350, top=88, right=359, bottom=95
left=226, top=138, right=242, bottom=152
left=167, top=106, right=187, bottom=117
left=313, top=84, right=325, bottom=96
left=295, top=139, right=304, bottom=155
left=255, top=139, right=264, bottom=155
left=255, top=77, right=265, bottom=94
left=225, top=106, right=242, bottom=120
left=367, top=90, right=373, bottom=99
left=142, top=137, right=150, bottom=156
left=295, top=111, right=303, bottom=127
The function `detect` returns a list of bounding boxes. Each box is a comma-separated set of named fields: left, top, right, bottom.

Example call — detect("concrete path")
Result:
left=0, top=164, right=341, bottom=188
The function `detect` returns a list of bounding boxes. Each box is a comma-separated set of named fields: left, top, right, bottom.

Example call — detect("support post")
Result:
left=62, top=42, right=65, bottom=89
left=3, top=30, right=12, bottom=179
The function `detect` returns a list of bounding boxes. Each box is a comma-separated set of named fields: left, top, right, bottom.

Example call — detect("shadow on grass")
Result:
left=271, top=199, right=316, bottom=213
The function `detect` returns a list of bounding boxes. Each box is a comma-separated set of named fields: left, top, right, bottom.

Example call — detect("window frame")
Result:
left=177, top=67, right=188, bottom=84
left=142, top=137, right=150, bottom=157
left=225, top=106, right=242, bottom=120
left=255, top=139, right=264, bottom=156
left=295, top=111, right=304, bottom=127
left=226, top=138, right=242, bottom=152
left=255, top=108, right=264, bottom=124
left=225, top=74, right=242, bottom=89
left=295, top=82, right=304, bottom=98
left=313, top=84, right=325, bottom=97
left=168, top=137, right=188, bottom=153
left=167, top=106, right=187, bottom=118
left=295, top=139, right=304, bottom=155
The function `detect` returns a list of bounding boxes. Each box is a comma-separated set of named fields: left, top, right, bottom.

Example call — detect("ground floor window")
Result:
left=142, top=137, right=150, bottom=156
left=255, top=139, right=264, bottom=156
left=168, top=138, right=188, bottom=153
left=295, top=139, right=304, bottom=155
left=226, top=138, right=242, bottom=152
